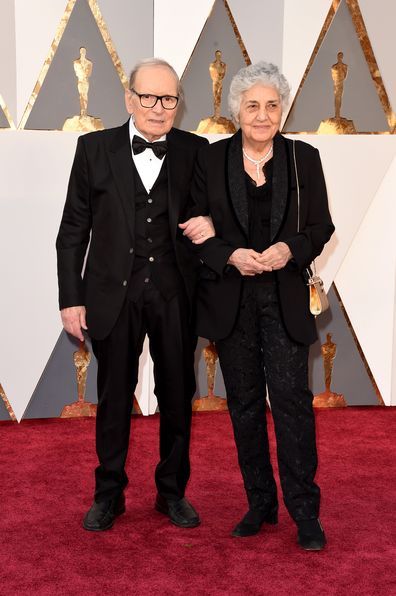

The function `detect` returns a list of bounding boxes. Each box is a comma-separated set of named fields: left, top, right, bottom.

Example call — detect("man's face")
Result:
left=125, top=65, right=179, bottom=141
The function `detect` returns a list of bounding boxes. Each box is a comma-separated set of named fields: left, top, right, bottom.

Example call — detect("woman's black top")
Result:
left=245, top=158, right=274, bottom=283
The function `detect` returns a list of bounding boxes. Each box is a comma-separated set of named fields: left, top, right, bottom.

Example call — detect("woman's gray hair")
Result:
left=228, top=61, right=290, bottom=124
left=128, top=57, right=183, bottom=101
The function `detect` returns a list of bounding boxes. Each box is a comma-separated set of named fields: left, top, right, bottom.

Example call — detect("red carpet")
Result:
left=1, top=408, right=396, bottom=595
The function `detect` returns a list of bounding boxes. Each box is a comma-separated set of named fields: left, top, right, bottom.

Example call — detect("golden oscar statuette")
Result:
left=63, top=47, right=104, bottom=132
left=193, top=341, right=227, bottom=411
left=196, top=50, right=236, bottom=134
left=61, top=341, right=97, bottom=417
left=313, top=333, right=347, bottom=408
left=317, top=52, right=356, bottom=134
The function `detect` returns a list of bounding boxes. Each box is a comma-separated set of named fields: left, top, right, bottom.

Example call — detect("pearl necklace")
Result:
left=242, top=144, right=273, bottom=182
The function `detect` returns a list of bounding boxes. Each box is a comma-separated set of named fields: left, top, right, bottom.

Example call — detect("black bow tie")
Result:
left=132, top=135, right=167, bottom=159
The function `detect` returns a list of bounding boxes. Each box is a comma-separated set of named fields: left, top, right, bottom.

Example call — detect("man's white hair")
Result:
left=128, top=57, right=183, bottom=100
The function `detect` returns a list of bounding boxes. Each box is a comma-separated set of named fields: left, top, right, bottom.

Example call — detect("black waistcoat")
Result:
left=128, top=159, right=184, bottom=301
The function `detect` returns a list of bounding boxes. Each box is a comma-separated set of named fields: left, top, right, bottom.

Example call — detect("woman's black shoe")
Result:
left=231, top=504, right=278, bottom=537
left=297, top=518, right=326, bottom=551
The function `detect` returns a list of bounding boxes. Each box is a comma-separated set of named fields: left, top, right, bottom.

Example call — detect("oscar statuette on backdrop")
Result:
left=317, top=52, right=356, bottom=134
left=193, top=341, right=227, bottom=411
left=63, top=47, right=104, bottom=132
left=61, top=341, right=97, bottom=417
left=196, top=50, right=236, bottom=134
left=313, top=333, right=347, bottom=408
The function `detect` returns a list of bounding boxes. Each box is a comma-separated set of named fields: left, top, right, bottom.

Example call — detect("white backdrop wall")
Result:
left=1, top=0, right=396, bottom=420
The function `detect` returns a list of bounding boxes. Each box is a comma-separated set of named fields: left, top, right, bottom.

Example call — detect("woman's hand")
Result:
left=179, top=216, right=215, bottom=244
left=228, top=248, right=271, bottom=276
left=257, top=242, right=292, bottom=270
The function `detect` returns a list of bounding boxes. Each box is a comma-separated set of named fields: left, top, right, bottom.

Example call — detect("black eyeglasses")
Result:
left=130, top=88, right=179, bottom=110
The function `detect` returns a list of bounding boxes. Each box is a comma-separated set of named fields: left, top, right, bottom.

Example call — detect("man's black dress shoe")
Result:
left=83, top=493, right=126, bottom=531
left=297, top=518, right=326, bottom=551
left=155, top=494, right=200, bottom=528
left=231, top=504, right=278, bottom=537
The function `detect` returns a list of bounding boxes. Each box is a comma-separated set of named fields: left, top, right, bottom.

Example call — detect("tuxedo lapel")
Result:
left=227, top=129, right=249, bottom=237
left=108, top=121, right=135, bottom=240
left=270, top=133, right=289, bottom=242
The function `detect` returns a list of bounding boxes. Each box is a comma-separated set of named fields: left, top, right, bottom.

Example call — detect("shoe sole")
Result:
left=298, top=540, right=326, bottom=551
left=232, top=530, right=260, bottom=538
left=231, top=522, right=277, bottom=538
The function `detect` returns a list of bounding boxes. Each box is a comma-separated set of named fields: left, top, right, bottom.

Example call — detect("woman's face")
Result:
left=238, top=84, right=282, bottom=146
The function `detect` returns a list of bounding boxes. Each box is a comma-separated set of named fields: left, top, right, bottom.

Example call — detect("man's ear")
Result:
left=125, top=89, right=134, bottom=115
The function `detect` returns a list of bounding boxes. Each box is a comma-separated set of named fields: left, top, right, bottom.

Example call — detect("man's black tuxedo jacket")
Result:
left=188, top=130, right=335, bottom=345
left=56, top=121, right=208, bottom=340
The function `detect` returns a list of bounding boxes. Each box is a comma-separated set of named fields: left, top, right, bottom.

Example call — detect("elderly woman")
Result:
left=180, top=62, right=334, bottom=550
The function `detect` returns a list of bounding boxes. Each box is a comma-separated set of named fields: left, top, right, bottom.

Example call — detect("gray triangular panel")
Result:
left=309, top=284, right=378, bottom=404
left=0, top=107, right=11, bottom=128
left=284, top=0, right=389, bottom=133
left=22, top=331, right=98, bottom=419
left=175, top=0, right=247, bottom=131
left=24, top=0, right=132, bottom=130
left=0, top=394, right=13, bottom=420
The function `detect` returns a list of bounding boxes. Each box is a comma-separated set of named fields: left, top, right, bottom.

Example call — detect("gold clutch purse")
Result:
left=306, top=268, right=329, bottom=316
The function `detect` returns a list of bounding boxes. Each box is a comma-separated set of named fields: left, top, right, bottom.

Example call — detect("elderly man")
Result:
left=56, top=58, right=208, bottom=531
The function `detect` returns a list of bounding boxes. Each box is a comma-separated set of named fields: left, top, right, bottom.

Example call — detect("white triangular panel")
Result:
left=286, top=135, right=396, bottom=290
left=335, top=152, right=396, bottom=404
left=15, top=0, right=66, bottom=123
left=0, top=0, right=17, bottom=120
left=282, top=0, right=331, bottom=107
left=153, top=0, right=214, bottom=76
left=0, top=131, right=79, bottom=420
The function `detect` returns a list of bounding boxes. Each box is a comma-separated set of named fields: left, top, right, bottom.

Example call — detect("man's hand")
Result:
left=228, top=248, right=271, bottom=276
left=60, top=306, right=87, bottom=341
left=179, top=216, right=215, bottom=244
left=257, top=242, right=292, bottom=270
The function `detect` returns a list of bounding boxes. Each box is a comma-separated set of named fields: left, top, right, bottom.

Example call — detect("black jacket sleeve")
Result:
left=56, top=136, right=92, bottom=309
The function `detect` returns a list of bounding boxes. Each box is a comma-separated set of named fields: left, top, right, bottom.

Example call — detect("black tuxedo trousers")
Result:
left=91, top=281, right=196, bottom=502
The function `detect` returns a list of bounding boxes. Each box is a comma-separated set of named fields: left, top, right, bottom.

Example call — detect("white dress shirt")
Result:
left=128, top=117, right=166, bottom=194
